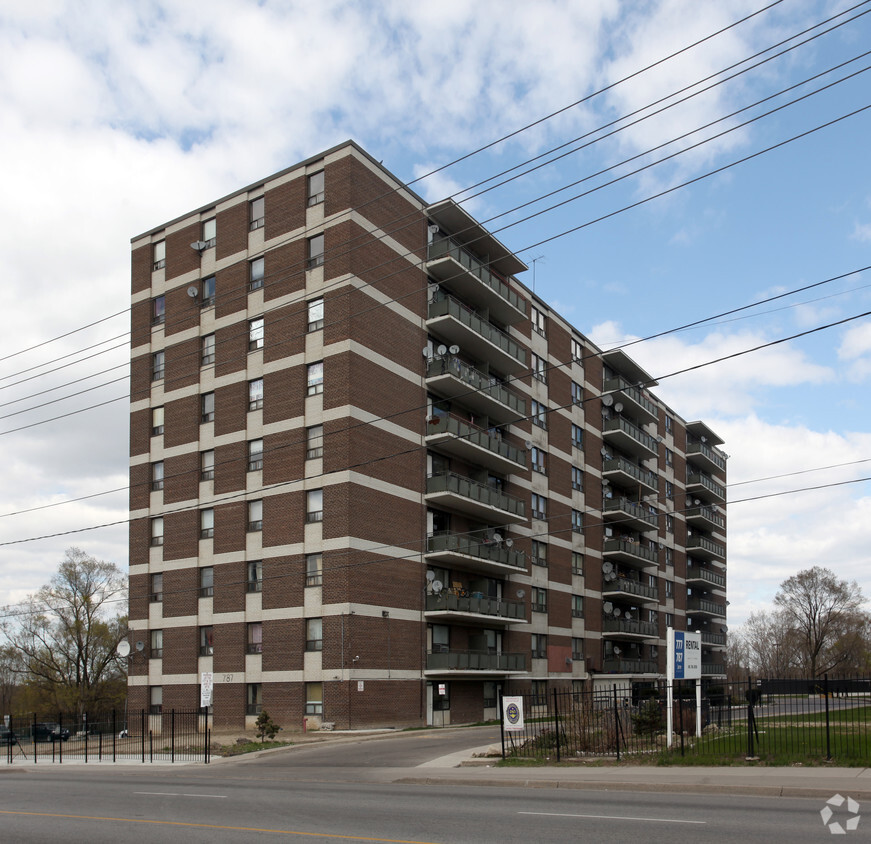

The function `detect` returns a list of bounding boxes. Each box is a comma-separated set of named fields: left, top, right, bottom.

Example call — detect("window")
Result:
left=571, top=338, right=583, bottom=362
left=531, top=400, right=547, bottom=429
left=201, top=333, right=215, bottom=366
left=201, top=392, right=215, bottom=423
left=571, top=466, right=583, bottom=491
left=483, top=681, right=498, bottom=709
left=150, top=629, right=163, bottom=659
left=152, top=295, right=165, bottom=325
left=199, top=566, right=214, bottom=597
left=199, top=626, right=214, bottom=656
left=152, top=240, right=166, bottom=271
left=571, top=380, right=583, bottom=406
left=249, top=197, right=265, bottom=231
left=200, top=508, right=214, bottom=539
left=665, top=415, right=674, bottom=434
left=151, top=351, right=164, bottom=381
left=571, top=423, right=584, bottom=449
left=149, top=461, right=164, bottom=492
left=247, top=683, right=262, bottom=715
left=571, top=509, right=584, bottom=534
left=306, top=361, right=324, bottom=395
left=307, top=171, right=325, bottom=206
left=306, top=553, right=323, bottom=586
left=531, top=353, right=547, bottom=383
left=572, top=637, right=584, bottom=661
left=307, top=233, right=324, bottom=268
left=531, top=305, right=546, bottom=337
left=248, top=439, right=263, bottom=472
left=150, top=572, right=163, bottom=602
left=665, top=447, right=674, bottom=467
left=666, top=481, right=675, bottom=500
left=305, top=682, right=323, bottom=715
left=306, top=618, right=323, bottom=651
left=665, top=613, right=674, bottom=627
left=666, top=514, right=674, bottom=534
left=648, top=609, right=659, bottom=625
left=665, top=579, right=674, bottom=598
left=306, top=425, right=323, bottom=459
left=431, top=624, right=450, bottom=653
left=307, top=297, right=324, bottom=331
left=248, top=500, right=263, bottom=532
left=531, top=633, right=547, bottom=659
left=572, top=552, right=584, bottom=575
left=200, top=450, right=214, bottom=481
left=202, top=218, right=216, bottom=248
left=247, top=560, right=263, bottom=593
left=150, top=517, right=164, bottom=547
left=531, top=679, right=547, bottom=706
left=249, top=257, right=264, bottom=291
left=531, top=540, right=547, bottom=567
left=201, top=275, right=216, bottom=307
left=248, top=378, right=263, bottom=411
left=151, top=406, right=164, bottom=436
left=306, top=489, right=323, bottom=523
left=249, top=317, right=264, bottom=351
left=530, top=493, right=547, bottom=521
left=531, top=447, right=546, bottom=475
left=532, top=587, right=547, bottom=614
left=665, top=546, right=674, bottom=567
left=572, top=595, right=584, bottom=618
left=247, top=622, right=263, bottom=654
left=149, top=686, right=163, bottom=715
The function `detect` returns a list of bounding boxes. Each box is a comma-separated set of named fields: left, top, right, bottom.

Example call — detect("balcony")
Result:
left=602, top=618, right=659, bottom=640
left=686, top=534, right=725, bottom=561
left=602, top=537, right=659, bottom=570
left=601, top=657, right=659, bottom=675
left=701, top=631, right=727, bottom=648
left=602, top=577, right=659, bottom=604
left=685, top=505, right=725, bottom=531
left=603, top=376, right=658, bottom=423
left=426, top=472, right=525, bottom=523
left=602, top=416, right=659, bottom=459
left=425, top=355, right=525, bottom=424
left=686, top=565, right=726, bottom=589
left=425, top=592, right=526, bottom=625
left=428, top=292, right=527, bottom=374
left=686, top=471, right=726, bottom=503
left=425, top=649, right=526, bottom=675
left=425, top=412, right=526, bottom=475
left=686, top=596, right=727, bottom=618
left=702, top=662, right=726, bottom=676
left=427, top=235, right=526, bottom=325
left=602, top=456, right=658, bottom=495
left=602, top=496, right=659, bottom=532
left=686, top=438, right=727, bottom=474
left=426, top=531, right=526, bottom=577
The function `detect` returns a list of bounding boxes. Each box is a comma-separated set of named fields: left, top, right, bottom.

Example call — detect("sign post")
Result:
left=666, top=627, right=702, bottom=747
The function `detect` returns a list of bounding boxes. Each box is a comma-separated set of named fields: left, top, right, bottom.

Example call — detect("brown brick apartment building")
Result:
left=128, top=140, right=727, bottom=730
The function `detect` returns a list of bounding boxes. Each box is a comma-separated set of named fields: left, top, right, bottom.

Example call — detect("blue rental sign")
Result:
left=670, top=630, right=701, bottom=680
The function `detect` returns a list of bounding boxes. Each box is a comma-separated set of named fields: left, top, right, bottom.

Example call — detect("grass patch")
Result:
left=217, top=739, right=294, bottom=757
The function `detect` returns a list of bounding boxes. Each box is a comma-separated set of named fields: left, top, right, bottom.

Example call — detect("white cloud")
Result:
left=852, top=222, right=871, bottom=242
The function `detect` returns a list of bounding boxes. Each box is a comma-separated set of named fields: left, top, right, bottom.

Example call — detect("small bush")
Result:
left=255, top=709, right=280, bottom=742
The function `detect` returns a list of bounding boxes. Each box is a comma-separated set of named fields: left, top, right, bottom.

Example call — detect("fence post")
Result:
left=149, top=730, right=153, bottom=763
left=678, top=682, right=685, bottom=757
left=824, top=673, right=831, bottom=761
left=112, top=710, right=116, bottom=763
left=32, top=713, right=37, bottom=764
left=612, top=685, right=620, bottom=762
left=498, top=690, right=505, bottom=760
left=171, top=709, right=175, bottom=763
left=83, top=713, right=87, bottom=764
left=553, top=688, right=561, bottom=763
left=141, top=709, right=145, bottom=764
left=747, top=676, right=754, bottom=758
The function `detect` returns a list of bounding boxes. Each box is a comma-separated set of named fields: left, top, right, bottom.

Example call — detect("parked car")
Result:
left=0, top=726, right=15, bottom=745
left=32, top=722, right=70, bottom=742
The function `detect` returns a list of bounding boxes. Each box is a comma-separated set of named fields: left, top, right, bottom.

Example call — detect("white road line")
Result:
left=519, top=811, right=705, bottom=825
left=134, top=792, right=227, bottom=799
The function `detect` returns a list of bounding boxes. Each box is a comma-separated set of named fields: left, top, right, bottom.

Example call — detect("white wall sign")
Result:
left=357, top=680, right=364, bottom=692
left=502, top=696, right=524, bottom=732
left=200, top=672, right=213, bottom=707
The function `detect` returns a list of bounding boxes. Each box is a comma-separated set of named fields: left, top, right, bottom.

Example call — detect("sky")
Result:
left=0, top=0, right=869, bottom=629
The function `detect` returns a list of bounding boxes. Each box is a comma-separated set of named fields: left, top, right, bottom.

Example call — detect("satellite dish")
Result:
left=600, top=447, right=608, bottom=457
left=614, top=402, right=623, bottom=413
left=603, top=601, right=614, bottom=614
left=432, top=580, right=443, bottom=594
left=613, top=645, right=622, bottom=655
left=525, top=440, right=533, bottom=449
left=493, top=533, right=502, bottom=543
left=608, top=572, right=618, bottom=582
left=602, top=395, right=614, bottom=407
left=425, top=570, right=435, bottom=582
left=505, top=538, right=513, bottom=547
left=117, top=641, right=131, bottom=658
left=602, top=561, right=613, bottom=574
left=448, top=345, right=460, bottom=354
left=657, top=435, right=664, bottom=442
left=613, top=608, right=622, bottom=617
left=701, top=436, right=707, bottom=443
left=135, top=641, right=145, bottom=652
left=516, top=589, right=526, bottom=599
left=437, top=345, right=447, bottom=355
left=694, top=499, right=700, bottom=505
left=602, top=479, right=610, bottom=486
left=422, top=347, right=431, bottom=358
left=187, top=286, right=199, bottom=298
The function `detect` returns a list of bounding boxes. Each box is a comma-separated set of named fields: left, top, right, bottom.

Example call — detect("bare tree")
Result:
left=773, top=566, right=867, bottom=678
left=2, top=548, right=128, bottom=715
left=0, top=644, right=23, bottom=715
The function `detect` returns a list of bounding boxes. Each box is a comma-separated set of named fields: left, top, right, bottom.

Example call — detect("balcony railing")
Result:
left=428, top=292, right=526, bottom=370
left=686, top=534, right=726, bottom=559
left=425, top=355, right=526, bottom=419
left=602, top=577, right=659, bottom=602
left=602, top=456, right=658, bottom=492
left=425, top=649, right=526, bottom=672
left=701, top=631, right=727, bottom=646
left=425, top=592, right=526, bottom=621
left=686, top=565, right=726, bottom=588
left=602, top=618, right=659, bottom=638
left=426, top=471, right=525, bottom=519
left=428, top=236, right=526, bottom=319
left=687, top=596, right=727, bottom=617
left=602, top=496, right=659, bottom=530
left=602, top=537, right=659, bottom=566
left=425, top=412, right=526, bottom=471
left=702, top=662, right=726, bottom=675
left=426, top=531, right=526, bottom=573
left=685, top=505, right=725, bottom=530
left=686, top=471, right=726, bottom=501
left=602, top=416, right=659, bottom=457
left=603, top=376, right=658, bottom=421
left=601, top=657, right=659, bottom=674
left=686, top=438, right=727, bottom=472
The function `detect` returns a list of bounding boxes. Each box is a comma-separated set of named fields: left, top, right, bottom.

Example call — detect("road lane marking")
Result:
left=519, top=811, right=706, bottom=824
left=134, top=791, right=227, bottom=798
left=0, top=810, right=443, bottom=842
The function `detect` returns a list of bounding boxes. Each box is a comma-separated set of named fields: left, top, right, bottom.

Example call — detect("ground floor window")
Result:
left=247, top=683, right=262, bottom=715
left=305, top=682, right=323, bottom=715
left=432, top=682, right=450, bottom=711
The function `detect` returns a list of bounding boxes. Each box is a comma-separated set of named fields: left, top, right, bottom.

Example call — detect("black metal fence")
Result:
left=2, top=709, right=210, bottom=764
left=500, top=676, right=871, bottom=763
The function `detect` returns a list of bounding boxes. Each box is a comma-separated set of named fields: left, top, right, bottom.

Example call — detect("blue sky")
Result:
left=0, top=0, right=869, bottom=627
